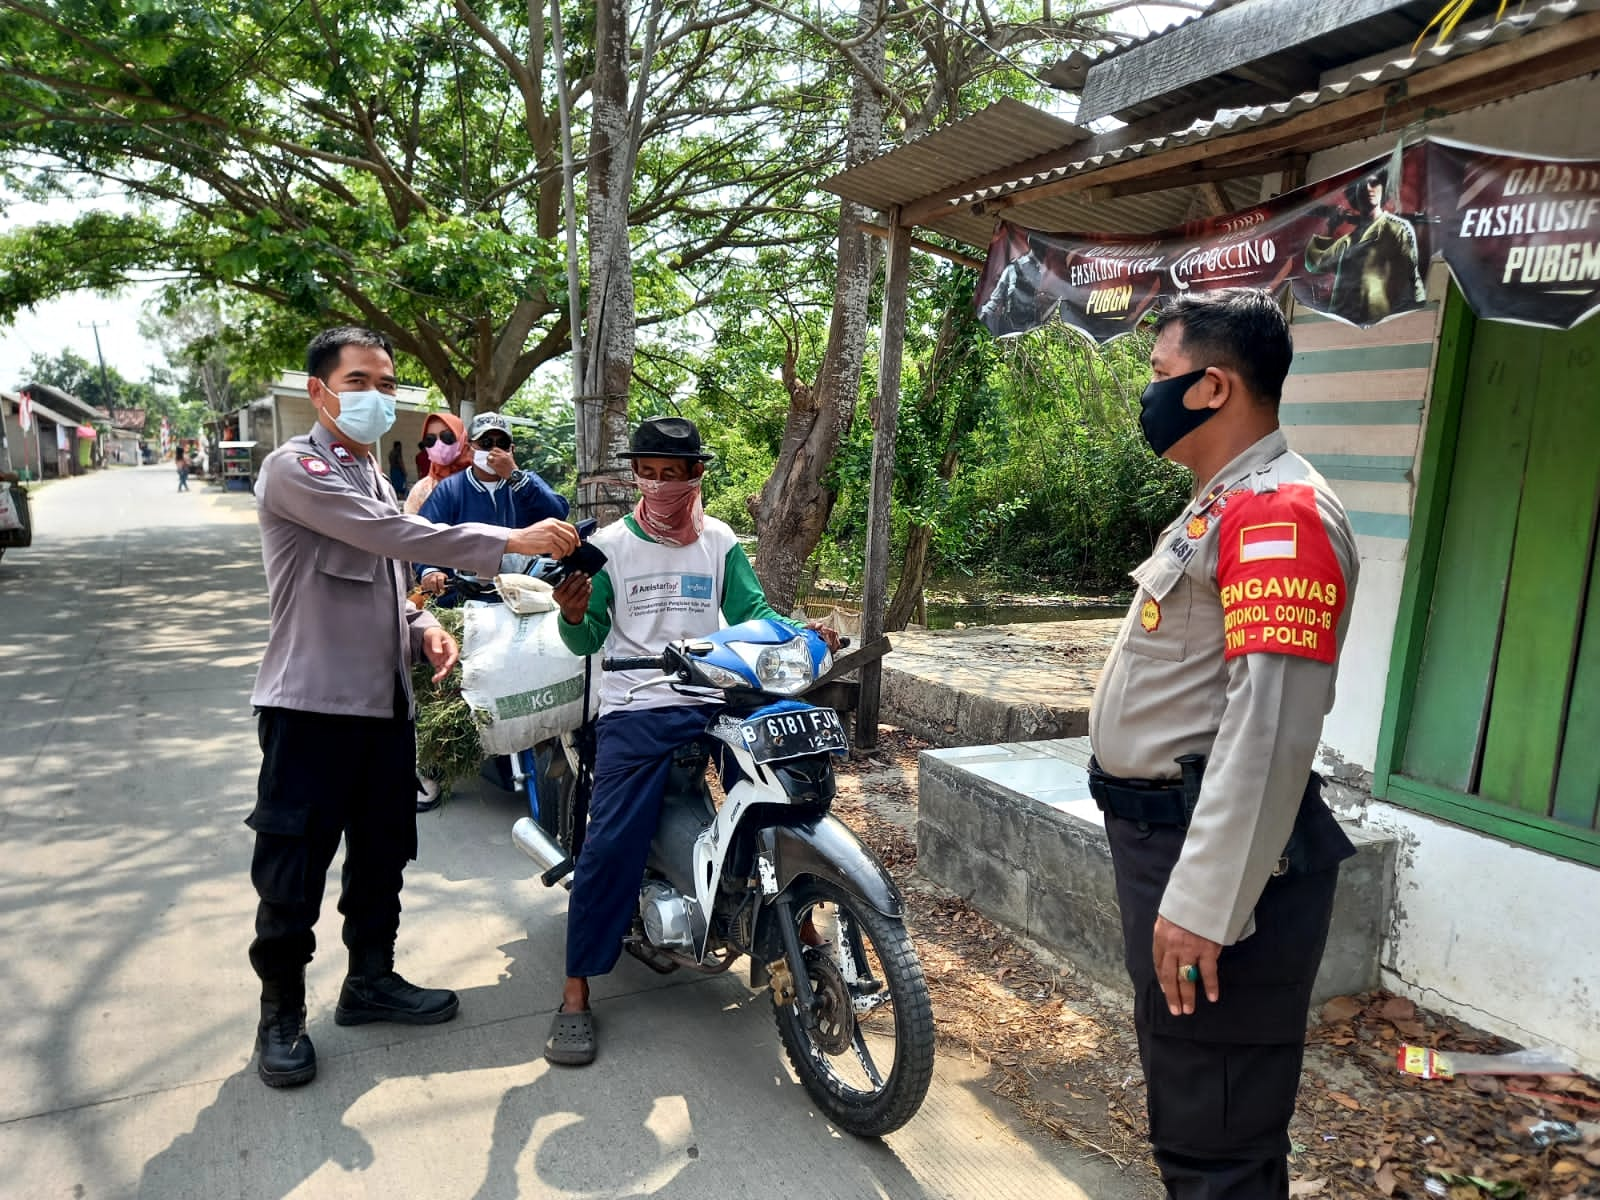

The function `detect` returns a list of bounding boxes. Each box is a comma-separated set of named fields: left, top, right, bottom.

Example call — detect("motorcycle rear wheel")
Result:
left=772, top=880, right=934, bottom=1137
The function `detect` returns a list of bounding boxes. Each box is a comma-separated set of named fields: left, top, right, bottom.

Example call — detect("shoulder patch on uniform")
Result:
left=1238, top=521, right=1298, bottom=562
left=1216, top=485, right=1346, bottom=664
left=298, top=455, right=332, bottom=477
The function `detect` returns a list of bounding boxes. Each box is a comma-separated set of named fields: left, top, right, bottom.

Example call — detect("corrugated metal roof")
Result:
left=826, top=0, right=1600, bottom=250
left=962, top=0, right=1600, bottom=209
left=1042, top=0, right=1252, bottom=89
left=1075, top=0, right=1441, bottom=123
left=829, top=99, right=1088, bottom=215
left=922, top=176, right=1264, bottom=249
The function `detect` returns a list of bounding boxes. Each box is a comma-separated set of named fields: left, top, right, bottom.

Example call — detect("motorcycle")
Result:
left=511, top=617, right=934, bottom=1138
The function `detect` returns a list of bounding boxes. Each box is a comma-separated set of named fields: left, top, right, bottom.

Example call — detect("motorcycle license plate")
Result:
left=740, top=708, right=847, bottom=763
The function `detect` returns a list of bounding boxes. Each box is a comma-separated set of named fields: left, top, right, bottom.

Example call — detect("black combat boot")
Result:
left=334, top=947, right=459, bottom=1026
left=256, top=976, right=317, bottom=1087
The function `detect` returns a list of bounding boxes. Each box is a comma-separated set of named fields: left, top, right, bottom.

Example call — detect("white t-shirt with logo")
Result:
left=581, top=514, right=785, bottom=713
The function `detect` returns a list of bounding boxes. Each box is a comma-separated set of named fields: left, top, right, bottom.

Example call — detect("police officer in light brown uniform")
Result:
left=247, top=327, right=579, bottom=1088
left=1089, top=289, right=1359, bottom=1198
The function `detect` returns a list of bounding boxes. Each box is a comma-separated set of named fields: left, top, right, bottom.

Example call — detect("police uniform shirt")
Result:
left=251, top=423, right=510, bottom=719
left=1089, top=429, right=1359, bottom=946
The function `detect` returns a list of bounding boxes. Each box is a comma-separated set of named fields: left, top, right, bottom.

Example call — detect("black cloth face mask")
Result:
left=1138, top=367, right=1216, bottom=457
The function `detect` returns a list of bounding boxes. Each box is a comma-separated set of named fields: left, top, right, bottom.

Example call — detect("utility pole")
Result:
left=80, top=320, right=114, bottom=408
left=80, top=321, right=115, bottom=467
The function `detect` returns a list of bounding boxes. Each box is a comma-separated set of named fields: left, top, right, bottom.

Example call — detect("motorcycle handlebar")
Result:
left=603, top=655, right=666, bottom=672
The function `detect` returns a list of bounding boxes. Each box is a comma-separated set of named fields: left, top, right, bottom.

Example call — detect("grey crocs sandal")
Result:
left=545, top=1006, right=596, bottom=1066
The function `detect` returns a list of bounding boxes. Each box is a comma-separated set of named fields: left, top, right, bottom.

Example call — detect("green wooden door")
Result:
left=1400, top=317, right=1600, bottom=827
left=1401, top=321, right=1536, bottom=791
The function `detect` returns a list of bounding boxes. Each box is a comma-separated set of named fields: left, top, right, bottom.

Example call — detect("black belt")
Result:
left=1089, top=754, right=1206, bottom=827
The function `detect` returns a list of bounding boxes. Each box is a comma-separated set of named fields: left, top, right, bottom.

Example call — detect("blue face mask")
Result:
left=1138, top=367, right=1215, bottom=457
left=321, top=384, right=396, bottom=446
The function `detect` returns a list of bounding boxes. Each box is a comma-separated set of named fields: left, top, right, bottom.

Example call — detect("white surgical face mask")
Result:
left=473, top=450, right=492, bottom=471
left=321, top=383, right=396, bottom=445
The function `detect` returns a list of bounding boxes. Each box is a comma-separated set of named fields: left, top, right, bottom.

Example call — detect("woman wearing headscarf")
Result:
left=404, top=412, right=471, bottom=515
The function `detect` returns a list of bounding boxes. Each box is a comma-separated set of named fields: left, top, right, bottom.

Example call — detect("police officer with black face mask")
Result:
left=246, top=326, right=580, bottom=1088
left=1089, top=289, right=1360, bottom=1197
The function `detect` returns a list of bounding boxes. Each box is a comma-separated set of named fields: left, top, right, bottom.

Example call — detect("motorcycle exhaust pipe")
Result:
left=511, top=817, right=573, bottom=888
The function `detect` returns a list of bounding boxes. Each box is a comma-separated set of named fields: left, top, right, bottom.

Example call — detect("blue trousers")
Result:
left=565, top=704, right=718, bottom=979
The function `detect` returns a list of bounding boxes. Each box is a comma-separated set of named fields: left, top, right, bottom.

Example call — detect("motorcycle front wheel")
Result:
left=772, top=880, right=934, bottom=1137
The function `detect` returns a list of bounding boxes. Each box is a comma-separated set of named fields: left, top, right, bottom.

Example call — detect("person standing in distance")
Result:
left=247, top=326, right=580, bottom=1089
left=1088, top=288, right=1359, bottom=1198
left=387, top=439, right=408, bottom=496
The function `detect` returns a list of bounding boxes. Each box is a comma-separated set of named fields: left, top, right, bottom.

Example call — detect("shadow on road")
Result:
left=138, top=937, right=935, bottom=1200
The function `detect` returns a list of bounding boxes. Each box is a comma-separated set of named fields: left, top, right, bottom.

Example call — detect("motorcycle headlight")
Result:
left=749, top=640, right=814, bottom=695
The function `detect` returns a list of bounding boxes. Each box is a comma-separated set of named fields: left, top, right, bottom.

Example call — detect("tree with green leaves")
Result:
left=139, top=292, right=270, bottom=444
left=0, top=0, right=573, bottom=410
left=730, top=0, right=1156, bottom=609
left=21, top=347, right=186, bottom=436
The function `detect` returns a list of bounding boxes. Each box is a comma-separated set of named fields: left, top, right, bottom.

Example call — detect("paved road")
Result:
left=0, top=465, right=1144, bottom=1199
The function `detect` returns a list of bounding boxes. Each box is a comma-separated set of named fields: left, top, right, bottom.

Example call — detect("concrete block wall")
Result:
left=918, top=740, right=1396, bottom=1004
left=880, top=670, right=1087, bottom=747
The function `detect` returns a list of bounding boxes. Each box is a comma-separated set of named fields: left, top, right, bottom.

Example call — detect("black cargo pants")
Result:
left=247, top=702, right=419, bottom=983
left=1106, top=776, right=1352, bottom=1200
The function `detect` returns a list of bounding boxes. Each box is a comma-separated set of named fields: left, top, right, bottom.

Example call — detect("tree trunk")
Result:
left=885, top=523, right=931, bottom=632
left=747, top=5, right=885, bottom=612
left=577, top=0, right=640, bottom=526
left=885, top=295, right=987, bottom=632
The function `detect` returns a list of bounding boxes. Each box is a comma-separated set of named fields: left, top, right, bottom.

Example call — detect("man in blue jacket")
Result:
left=415, top=411, right=570, bottom=595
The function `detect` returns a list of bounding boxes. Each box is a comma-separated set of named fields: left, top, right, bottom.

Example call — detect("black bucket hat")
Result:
left=618, top=416, right=714, bottom=462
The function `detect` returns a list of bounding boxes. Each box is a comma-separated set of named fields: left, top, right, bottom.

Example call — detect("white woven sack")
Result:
left=459, top=602, right=598, bottom=753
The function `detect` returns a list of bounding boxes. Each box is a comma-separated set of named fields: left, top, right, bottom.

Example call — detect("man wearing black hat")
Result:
left=544, top=416, right=839, bottom=1066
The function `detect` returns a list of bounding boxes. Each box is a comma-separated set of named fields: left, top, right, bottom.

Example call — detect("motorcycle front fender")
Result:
left=758, top=816, right=904, bottom=919
left=748, top=816, right=904, bottom=990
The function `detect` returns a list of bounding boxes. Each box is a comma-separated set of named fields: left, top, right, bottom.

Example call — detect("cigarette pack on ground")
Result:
left=1398, top=1044, right=1575, bottom=1079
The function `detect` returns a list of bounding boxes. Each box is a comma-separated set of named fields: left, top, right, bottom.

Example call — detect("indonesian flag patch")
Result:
left=1217, top=486, right=1347, bottom=664
left=1238, top=521, right=1298, bottom=562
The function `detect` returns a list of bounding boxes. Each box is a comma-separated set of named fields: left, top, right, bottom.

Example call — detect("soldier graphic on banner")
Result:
left=1303, top=166, right=1427, bottom=326
left=977, top=226, right=1067, bottom=336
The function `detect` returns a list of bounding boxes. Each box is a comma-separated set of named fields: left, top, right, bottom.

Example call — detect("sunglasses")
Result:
left=421, top=430, right=457, bottom=448
left=476, top=435, right=512, bottom=451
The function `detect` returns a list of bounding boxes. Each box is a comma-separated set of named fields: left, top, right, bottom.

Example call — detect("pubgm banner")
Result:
left=1429, top=138, right=1600, bottom=330
left=975, top=137, right=1600, bottom=341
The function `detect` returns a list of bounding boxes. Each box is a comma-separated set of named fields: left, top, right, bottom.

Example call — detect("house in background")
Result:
left=104, top=408, right=147, bottom=466
left=828, top=0, right=1600, bottom=1068
left=0, top=383, right=106, bottom=479
left=228, top=371, right=437, bottom=487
